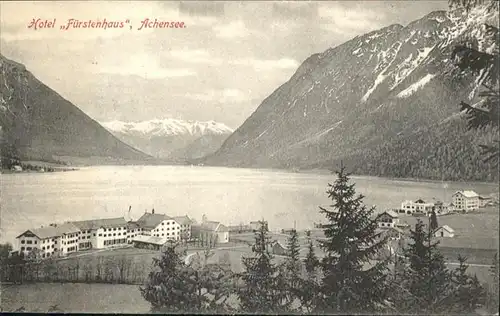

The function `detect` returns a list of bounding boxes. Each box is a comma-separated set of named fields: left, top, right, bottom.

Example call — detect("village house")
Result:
left=434, top=225, right=455, bottom=238
left=11, top=165, right=22, bottom=172
left=452, top=190, right=479, bottom=212
left=271, top=240, right=288, bottom=256
left=173, top=215, right=194, bottom=241
left=135, top=211, right=182, bottom=240
left=401, top=199, right=435, bottom=215
left=376, top=210, right=400, bottom=228
left=15, top=223, right=81, bottom=258
left=479, top=196, right=493, bottom=208
left=192, top=219, right=230, bottom=244
left=71, top=217, right=129, bottom=249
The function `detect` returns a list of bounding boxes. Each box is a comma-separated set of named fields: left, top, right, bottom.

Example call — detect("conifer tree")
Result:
left=281, top=229, right=302, bottom=311
left=430, top=210, right=439, bottom=232
left=301, top=231, right=320, bottom=312
left=315, top=165, right=390, bottom=314
left=397, top=220, right=452, bottom=314
left=486, top=253, right=499, bottom=312
left=238, top=220, right=288, bottom=313
left=448, top=254, right=485, bottom=313
left=140, top=245, right=198, bottom=313
left=448, top=0, right=499, bottom=163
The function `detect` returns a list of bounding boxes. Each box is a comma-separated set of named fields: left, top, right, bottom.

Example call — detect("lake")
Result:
left=1, top=165, right=498, bottom=244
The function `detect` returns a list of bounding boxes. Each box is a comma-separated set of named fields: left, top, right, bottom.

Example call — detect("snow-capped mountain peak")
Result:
left=101, top=119, right=234, bottom=137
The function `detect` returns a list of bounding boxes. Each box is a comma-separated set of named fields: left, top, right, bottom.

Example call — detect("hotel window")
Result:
left=93, top=233, right=96, bottom=237
left=103, top=234, right=107, bottom=237
left=113, top=228, right=116, bottom=231
left=21, top=247, right=25, bottom=251
left=21, top=240, right=25, bottom=244
left=27, top=240, right=32, bottom=244
left=161, top=222, right=164, bottom=225
left=27, top=247, right=32, bottom=251
left=34, top=240, right=37, bottom=244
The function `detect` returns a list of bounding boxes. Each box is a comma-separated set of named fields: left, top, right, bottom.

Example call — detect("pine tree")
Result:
left=429, top=210, right=439, bottom=232
left=397, top=220, right=452, bottom=313
left=304, top=236, right=319, bottom=275
left=301, top=232, right=320, bottom=312
left=314, top=165, right=390, bottom=314
left=281, top=229, right=302, bottom=311
left=448, top=0, right=500, bottom=163
left=447, top=254, right=485, bottom=313
left=238, top=220, right=288, bottom=313
left=486, top=253, right=499, bottom=312
left=140, top=245, right=198, bottom=313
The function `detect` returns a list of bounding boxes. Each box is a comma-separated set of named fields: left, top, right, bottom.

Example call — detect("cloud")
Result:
left=318, top=3, right=387, bottom=35
left=180, top=89, right=251, bottom=103
left=169, top=48, right=223, bottom=65
left=213, top=20, right=252, bottom=39
left=96, top=54, right=196, bottom=79
left=230, top=58, right=299, bottom=71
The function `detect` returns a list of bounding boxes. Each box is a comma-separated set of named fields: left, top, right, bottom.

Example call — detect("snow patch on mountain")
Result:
left=102, top=119, right=234, bottom=137
left=397, top=74, right=436, bottom=98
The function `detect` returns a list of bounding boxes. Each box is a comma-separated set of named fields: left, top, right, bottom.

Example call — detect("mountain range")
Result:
left=204, top=4, right=499, bottom=182
left=101, top=119, right=233, bottom=160
left=0, top=54, right=151, bottom=165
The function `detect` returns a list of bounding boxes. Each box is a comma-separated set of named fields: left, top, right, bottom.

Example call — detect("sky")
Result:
left=0, top=1, right=449, bottom=128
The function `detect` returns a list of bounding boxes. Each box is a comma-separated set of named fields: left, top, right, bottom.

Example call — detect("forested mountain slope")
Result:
left=204, top=5, right=499, bottom=181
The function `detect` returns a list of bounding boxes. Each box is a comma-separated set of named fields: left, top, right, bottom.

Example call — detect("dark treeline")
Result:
left=139, top=166, right=499, bottom=314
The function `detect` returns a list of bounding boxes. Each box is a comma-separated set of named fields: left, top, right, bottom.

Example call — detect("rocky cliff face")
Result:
left=204, top=5, right=499, bottom=181
left=0, top=54, right=150, bottom=163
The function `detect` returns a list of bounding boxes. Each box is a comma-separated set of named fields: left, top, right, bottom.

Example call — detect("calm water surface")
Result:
left=1, top=165, right=498, bottom=243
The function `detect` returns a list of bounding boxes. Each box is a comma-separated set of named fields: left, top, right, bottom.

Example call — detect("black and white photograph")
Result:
left=0, top=0, right=498, bottom=314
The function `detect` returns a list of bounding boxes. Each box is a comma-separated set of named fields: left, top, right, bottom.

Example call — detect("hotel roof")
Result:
left=173, top=215, right=193, bottom=226
left=454, top=190, right=479, bottom=198
left=71, top=217, right=128, bottom=231
left=136, top=212, right=172, bottom=229
left=17, top=222, right=81, bottom=239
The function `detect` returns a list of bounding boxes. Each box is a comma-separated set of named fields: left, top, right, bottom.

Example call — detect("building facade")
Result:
left=15, top=223, right=81, bottom=258
left=173, top=215, right=193, bottom=241
left=452, top=191, right=479, bottom=211
left=401, top=199, right=435, bottom=215
left=72, top=217, right=129, bottom=249
left=192, top=220, right=230, bottom=244
left=136, top=212, right=182, bottom=240
left=376, top=210, right=400, bottom=228
left=434, top=225, right=455, bottom=238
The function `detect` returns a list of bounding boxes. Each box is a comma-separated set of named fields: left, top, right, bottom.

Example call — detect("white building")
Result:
left=434, top=225, right=455, bottom=238
left=173, top=215, right=194, bottom=240
left=71, top=217, right=129, bottom=249
left=376, top=210, right=400, bottom=228
left=479, top=196, right=493, bottom=208
left=15, top=223, right=81, bottom=258
left=401, top=199, right=435, bottom=215
left=135, top=212, right=182, bottom=240
left=452, top=191, right=479, bottom=212
left=192, top=220, right=230, bottom=244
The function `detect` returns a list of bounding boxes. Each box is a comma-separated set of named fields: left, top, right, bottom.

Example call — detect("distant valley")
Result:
left=101, top=119, right=233, bottom=162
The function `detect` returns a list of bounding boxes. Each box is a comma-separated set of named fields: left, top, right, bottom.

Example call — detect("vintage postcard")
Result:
left=0, top=1, right=498, bottom=314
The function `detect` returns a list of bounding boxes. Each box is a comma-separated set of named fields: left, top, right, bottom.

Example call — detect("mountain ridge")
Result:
left=0, top=54, right=151, bottom=164
left=101, top=118, right=233, bottom=160
left=203, top=5, right=499, bottom=182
